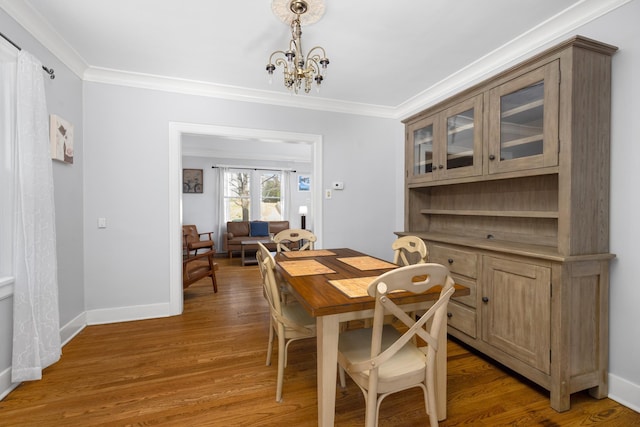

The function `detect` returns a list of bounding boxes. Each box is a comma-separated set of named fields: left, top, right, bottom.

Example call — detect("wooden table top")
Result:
left=274, top=248, right=469, bottom=317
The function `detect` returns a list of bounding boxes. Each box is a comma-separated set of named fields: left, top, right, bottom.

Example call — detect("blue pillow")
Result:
left=250, top=221, right=269, bottom=237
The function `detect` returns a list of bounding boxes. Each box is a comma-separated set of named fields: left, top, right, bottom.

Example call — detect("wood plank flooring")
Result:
left=1, top=257, right=639, bottom=426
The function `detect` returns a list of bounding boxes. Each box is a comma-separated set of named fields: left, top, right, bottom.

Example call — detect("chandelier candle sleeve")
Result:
left=266, top=0, right=329, bottom=94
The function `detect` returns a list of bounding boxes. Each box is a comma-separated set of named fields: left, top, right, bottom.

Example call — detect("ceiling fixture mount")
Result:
left=266, top=0, right=330, bottom=94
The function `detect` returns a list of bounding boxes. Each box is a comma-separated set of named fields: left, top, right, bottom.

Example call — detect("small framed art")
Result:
left=298, top=175, right=310, bottom=192
left=50, top=114, right=74, bottom=164
left=183, top=169, right=203, bottom=193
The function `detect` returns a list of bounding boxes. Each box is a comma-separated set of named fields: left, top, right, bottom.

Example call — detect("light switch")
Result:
left=98, top=217, right=107, bottom=228
left=325, top=189, right=332, bottom=199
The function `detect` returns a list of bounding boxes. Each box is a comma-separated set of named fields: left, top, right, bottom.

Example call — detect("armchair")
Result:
left=183, top=224, right=214, bottom=256
left=182, top=249, right=218, bottom=292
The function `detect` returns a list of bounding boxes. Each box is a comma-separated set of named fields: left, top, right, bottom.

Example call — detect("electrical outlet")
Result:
left=97, top=217, right=107, bottom=228
left=325, top=189, right=332, bottom=199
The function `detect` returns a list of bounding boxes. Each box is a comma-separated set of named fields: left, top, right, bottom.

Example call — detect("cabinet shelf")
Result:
left=500, top=133, right=543, bottom=149
left=501, top=99, right=543, bottom=119
left=420, top=209, right=558, bottom=218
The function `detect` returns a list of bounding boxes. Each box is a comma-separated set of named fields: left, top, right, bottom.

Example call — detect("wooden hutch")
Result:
left=399, top=36, right=617, bottom=411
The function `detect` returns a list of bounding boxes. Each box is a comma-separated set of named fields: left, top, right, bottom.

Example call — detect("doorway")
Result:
left=168, top=122, right=323, bottom=314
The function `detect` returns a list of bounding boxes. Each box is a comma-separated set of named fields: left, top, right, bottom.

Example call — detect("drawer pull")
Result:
left=489, top=154, right=496, bottom=160
left=448, top=258, right=454, bottom=264
left=482, top=296, right=489, bottom=303
left=447, top=312, right=453, bottom=318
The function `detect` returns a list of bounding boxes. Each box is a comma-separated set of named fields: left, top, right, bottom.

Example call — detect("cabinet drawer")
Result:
left=430, top=244, right=478, bottom=278
left=451, top=274, right=476, bottom=308
left=447, top=301, right=477, bottom=339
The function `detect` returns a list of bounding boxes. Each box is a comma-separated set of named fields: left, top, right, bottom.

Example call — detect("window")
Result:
left=223, top=169, right=284, bottom=222
left=0, top=40, right=16, bottom=290
left=260, top=172, right=282, bottom=220
left=223, top=170, right=250, bottom=221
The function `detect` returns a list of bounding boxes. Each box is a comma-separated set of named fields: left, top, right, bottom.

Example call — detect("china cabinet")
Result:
left=399, top=36, right=617, bottom=412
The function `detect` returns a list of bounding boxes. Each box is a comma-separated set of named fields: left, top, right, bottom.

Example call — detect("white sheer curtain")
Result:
left=11, top=50, right=61, bottom=382
left=283, top=170, right=292, bottom=220
left=214, top=167, right=227, bottom=252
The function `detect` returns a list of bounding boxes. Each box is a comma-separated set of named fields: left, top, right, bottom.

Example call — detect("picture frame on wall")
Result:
left=50, top=114, right=74, bottom=164
left=298, top=174, right=310, bottom=192
left=183, top=169, right=203, bottom=193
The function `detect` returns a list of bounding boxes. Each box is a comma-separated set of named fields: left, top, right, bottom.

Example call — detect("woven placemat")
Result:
left=328, top=277, right=378, bottom=298
left=282, top=250, right=336, bottom=258
left=337, top=256, right=397, bottom=271
left=278, top=260, right=336, bottom=276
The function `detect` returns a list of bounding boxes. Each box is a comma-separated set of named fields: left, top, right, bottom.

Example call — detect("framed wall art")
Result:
left=183, top=169, right=203, bottom=193
left=50, top=114, right=74, bottom=164
left=298, top=174, right=310, bottom=192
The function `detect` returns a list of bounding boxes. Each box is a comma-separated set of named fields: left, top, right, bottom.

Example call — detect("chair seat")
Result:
left=339, top=324, right=427, bottom=393
left=281, top=302, right=316, bottom=336
left=185, top=259, right=218, bottom=279
left=189, top=240, right=214, bottom=251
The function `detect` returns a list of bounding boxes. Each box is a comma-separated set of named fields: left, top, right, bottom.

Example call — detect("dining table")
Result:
left=274, top=247, right=469, bottom=427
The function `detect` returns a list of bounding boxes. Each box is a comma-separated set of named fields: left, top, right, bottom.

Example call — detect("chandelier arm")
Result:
left=306, top=46, right=327, bottom=59
left=268, top=50, right=289, bottom=64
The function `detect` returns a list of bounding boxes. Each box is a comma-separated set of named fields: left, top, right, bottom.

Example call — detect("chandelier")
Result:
left=265, top=0, right=330, bottom=94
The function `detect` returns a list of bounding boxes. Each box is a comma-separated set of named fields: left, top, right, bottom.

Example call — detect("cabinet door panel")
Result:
left=407, top=115, right=439, bottom=183
left=440, top=95, right=483, bottom=180
left=488, top=60, right=559, bottom=174
left=482, top=256, right=551, bottom=374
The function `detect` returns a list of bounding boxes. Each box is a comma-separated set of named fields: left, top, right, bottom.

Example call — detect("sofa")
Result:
left=222, top=220, right=290, bottom=258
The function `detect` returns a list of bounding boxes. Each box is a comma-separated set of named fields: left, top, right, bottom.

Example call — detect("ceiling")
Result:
left=0, top=0, right=625, bottom=118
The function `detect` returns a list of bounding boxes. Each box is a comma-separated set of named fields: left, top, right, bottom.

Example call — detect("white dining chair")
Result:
left=273, top=228, right=317, bottom=253
left=392, top=235, right=428, bottom=266
left=256, top=242, right=316, bottom=402
left=337, top=263, right=455, bottom=427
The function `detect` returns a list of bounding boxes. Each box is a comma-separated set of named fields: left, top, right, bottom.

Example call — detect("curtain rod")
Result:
left=0, top=31, right=56, bottom=79
left=212, top=165, right=296, bottom=173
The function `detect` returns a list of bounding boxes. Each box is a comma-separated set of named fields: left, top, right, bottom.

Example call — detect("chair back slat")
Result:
left=392, top=235, right=428, bottom=266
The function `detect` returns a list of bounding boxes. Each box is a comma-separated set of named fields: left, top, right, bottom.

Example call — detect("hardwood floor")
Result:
left=1, top=257, right=638, bottom=426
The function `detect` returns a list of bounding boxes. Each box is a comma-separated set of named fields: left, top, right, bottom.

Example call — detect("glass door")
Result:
left=440, top=95, right=483, bottom=180
left=488, top=61, right=560, bottom=174
left=407, top=115, right=438, bottom=183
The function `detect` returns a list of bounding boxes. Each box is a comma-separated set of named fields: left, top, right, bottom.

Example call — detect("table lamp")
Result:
left=299, top=205, right=308, bottom=229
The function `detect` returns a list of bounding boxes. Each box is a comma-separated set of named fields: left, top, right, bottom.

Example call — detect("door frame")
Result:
left=168, top=122, right=323, bottom=314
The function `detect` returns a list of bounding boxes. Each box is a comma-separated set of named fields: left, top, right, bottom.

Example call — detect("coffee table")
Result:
left=240, top=239, right=272, bottom=266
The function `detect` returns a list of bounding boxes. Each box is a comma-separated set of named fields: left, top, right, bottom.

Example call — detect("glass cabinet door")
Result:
left=407, top=115, right=438, bottom=183
left=440, top=95, right=483, bottom=179
left=488, top=61, right=559, bottom=174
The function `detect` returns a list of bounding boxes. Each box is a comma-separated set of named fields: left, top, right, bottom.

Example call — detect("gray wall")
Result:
left=1, top=0, right=639, bottom=411
left=570, top=0, right=640, bottom=409
left=82, top=83, right=401, bottom=312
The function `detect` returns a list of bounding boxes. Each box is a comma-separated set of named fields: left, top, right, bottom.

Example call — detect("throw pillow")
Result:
left=250, top=221, right=269, bottom=237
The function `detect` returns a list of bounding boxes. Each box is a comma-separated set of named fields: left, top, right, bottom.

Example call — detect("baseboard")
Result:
left=60, top=311, right=87, bottom=345
left=609, top=373, right=640, bottom=413
left=0, top=366, right=20, bottom=401
left=86, top=302, right=173, bottom=325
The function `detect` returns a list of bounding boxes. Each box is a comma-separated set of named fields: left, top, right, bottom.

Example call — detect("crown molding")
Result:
left=2, top=0, right=630, bottom=120
left=395, top=0, right=632, bottom=120
left=83, top=66, right=397, bottom=118
left=0, top=0, right=88, bottom=78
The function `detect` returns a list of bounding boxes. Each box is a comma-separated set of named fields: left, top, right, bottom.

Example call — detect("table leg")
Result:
left=317, top=314, right=340, bottom=427
left=435, top=324, right=447, bottom=420
left=241, top=245, right=246, bottom=266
